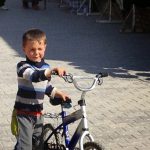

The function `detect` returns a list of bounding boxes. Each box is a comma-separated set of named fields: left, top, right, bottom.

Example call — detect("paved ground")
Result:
left=0, top=0, right=150, bottom=150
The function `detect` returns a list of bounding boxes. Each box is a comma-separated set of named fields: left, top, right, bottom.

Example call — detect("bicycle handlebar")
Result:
left=62, top=72, right=108, bottom=92
left=51, top=71, right=108, bottom=91
left=50, top=72, right=108, bottom=108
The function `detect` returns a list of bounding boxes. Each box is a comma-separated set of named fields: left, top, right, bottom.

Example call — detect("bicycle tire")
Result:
left=84, top=141, right=104, bottom=150
left=42, top=123, right=65, bottom=150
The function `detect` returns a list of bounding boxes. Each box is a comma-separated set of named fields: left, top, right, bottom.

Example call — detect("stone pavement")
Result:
left=0, top=0, right=150, bottom=150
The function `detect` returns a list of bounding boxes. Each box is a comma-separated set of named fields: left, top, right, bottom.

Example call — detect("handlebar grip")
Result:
left=101, top=72, right=108, bottom=77
left=96, top=72, right=108, bottom=78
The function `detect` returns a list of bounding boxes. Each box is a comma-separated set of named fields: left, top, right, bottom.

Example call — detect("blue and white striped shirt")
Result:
left=14, top=58, right=53, bottom=112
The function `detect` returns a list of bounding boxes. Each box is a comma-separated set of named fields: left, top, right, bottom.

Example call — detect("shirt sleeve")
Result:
left=17, top=61, right=48, bottom=82
left=45, top=84, right=55, bottom=97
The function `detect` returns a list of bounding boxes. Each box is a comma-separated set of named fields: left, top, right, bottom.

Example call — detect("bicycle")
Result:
left=42, top=72, right=108, bottom=150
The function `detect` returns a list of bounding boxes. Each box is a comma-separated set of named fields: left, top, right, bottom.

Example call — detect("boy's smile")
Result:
left=23, top=40, right=46, bottom=62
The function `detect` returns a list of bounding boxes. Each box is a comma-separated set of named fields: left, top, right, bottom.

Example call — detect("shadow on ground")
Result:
left=0, top=0, right=150, bottom=80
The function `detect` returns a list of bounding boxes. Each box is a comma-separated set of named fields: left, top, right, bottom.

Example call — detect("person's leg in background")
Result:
left=0, top=0, right=8, bottom=10
left=32, top=0, right=40, bottom=10
left=22, top=0, right=29, bottom=9
left=22, top=0, right=41, bottom=10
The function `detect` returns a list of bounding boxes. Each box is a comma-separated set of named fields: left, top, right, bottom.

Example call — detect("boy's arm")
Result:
left=17, top=62, right=66, bottom=82
left=44, top=67, right=66, bottom=79
left=45, top=85, right=70, bottom=101
left=17, top=62, right=47, bottom=82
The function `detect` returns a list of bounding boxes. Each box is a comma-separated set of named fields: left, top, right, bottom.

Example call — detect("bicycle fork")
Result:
left=79, top=100, right=94, bottom=150
left=79, top=92, right=94, bottom=149
left=66, top=99, right=94, bottom=150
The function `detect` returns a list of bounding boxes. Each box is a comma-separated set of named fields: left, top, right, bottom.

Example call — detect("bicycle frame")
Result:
left=45, top=98, right=94, bottom=150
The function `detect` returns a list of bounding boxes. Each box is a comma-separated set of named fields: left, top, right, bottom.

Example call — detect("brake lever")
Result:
left=62, top=73, right=73, bottom=83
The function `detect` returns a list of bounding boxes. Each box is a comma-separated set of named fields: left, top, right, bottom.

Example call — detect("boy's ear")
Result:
left=22, top=48, right=26, bottom=53
left=22, top=47, right=25, bottom=52
left=22, top=45, right=26, bottom=51
left=44, top=44, right=47, bottom=50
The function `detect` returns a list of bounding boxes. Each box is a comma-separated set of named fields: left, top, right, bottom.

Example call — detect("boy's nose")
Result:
left=34, top=49, right=38, bottom=55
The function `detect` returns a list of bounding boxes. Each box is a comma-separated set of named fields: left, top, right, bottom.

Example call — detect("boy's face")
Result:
left=23, top=40, right=46, bottom=62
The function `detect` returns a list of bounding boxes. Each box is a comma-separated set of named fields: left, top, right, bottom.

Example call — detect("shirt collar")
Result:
left=26, top=56, right=45, bottom=68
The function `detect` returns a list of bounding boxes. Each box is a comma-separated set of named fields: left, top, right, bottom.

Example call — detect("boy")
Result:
left=13, top=28, right=69, bottom=150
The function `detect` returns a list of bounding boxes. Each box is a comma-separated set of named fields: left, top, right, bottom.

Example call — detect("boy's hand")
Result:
left=45, top=67, right=66, bottom=79
left=52, top=67, right=66, bottom=77
left=54, top=90, right=70, bottom=101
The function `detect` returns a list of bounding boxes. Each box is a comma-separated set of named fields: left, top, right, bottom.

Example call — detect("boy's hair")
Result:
left=22, top=28, right=47, bottom=47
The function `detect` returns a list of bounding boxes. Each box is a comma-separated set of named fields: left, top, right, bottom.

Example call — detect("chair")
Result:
left=96, top=0, right=122, bottom=23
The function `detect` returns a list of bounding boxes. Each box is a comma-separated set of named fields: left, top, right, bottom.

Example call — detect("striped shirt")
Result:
left=14, top=57, right=53, bottom=112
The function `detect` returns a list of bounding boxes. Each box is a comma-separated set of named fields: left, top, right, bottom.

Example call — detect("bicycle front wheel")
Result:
left=84, top=141, right=104, bottom=150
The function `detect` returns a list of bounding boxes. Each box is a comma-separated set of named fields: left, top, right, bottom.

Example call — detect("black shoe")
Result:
left=23, top=1, right=29, bottom=9
left=32, top=2, right=40, bottom=10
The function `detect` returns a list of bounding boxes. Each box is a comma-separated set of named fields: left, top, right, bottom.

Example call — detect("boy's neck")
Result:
left=26, top=56, right=45, bottom=68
